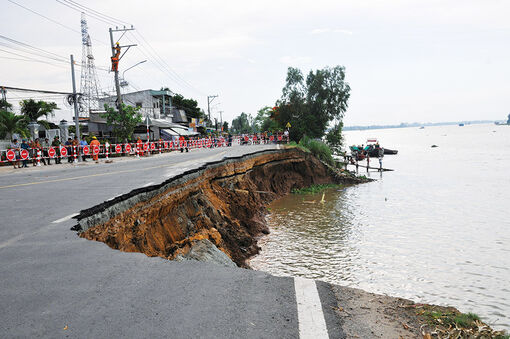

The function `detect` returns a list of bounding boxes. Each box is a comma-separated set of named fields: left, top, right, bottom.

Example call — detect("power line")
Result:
left=55, top=0, right=207, bottom=97
left=0, top=34, right=68, bottom=62
left=0, top=49, right=70, bottom=68
left=55, top=0, right=116, bottom=26
left=7, top=0, right=109, bottom=46
left=0, top=85, right=77, bottom=95
left=63, top=0, right=132, bottom=26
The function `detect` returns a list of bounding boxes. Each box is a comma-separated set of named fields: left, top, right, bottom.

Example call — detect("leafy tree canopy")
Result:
left=0, top=99, right=12, bottom=111
left=275, top=66, right=350, bottom=142
left=20, top=99, right=58, bottom=122
left=160, top=88, right=204, bottom=121
left=231, top=112, right=253, bottom=134
left=102, top=103, right=143, bottom=142
left=253, top=106, right=280, bottom=132
left=0, top=110, right=28, bottom=140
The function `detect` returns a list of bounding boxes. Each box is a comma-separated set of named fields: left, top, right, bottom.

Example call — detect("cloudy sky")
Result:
left=1, top=0, right=509, bottom=126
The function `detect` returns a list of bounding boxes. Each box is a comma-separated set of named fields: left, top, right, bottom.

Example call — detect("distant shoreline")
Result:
left=344, top=120, right=498, bottom=131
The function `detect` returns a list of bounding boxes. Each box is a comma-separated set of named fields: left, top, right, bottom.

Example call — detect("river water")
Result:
left=250, top=123, right=510, bottom=330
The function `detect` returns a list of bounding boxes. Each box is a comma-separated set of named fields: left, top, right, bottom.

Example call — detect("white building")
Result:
left=88, top=89, right=196, bottom=141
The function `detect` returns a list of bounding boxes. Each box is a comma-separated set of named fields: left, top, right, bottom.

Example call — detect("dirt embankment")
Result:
left=75, top=148, right=364, bottom=267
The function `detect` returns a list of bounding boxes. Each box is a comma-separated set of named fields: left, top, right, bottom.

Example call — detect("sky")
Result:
left=1, top=0, right=509, bottom=126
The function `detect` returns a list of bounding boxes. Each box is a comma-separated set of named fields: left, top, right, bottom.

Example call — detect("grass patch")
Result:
left=298, top=136, right=334, bottom=166
left=291, top=183, right=343, bottom=194
left=422, top=310, right=482, bottom=328
left=420, top=307, right=509, bottom=338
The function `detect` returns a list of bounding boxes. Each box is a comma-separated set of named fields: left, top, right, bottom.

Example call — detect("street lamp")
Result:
left=120, top=60, right=147, bottom=87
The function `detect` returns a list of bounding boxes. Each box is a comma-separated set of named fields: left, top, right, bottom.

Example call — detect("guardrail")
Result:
left=1, top=134, right=289, bottom=165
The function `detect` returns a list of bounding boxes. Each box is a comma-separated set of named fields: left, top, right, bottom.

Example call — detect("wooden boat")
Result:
left=383, top=148, right=398, bottom=155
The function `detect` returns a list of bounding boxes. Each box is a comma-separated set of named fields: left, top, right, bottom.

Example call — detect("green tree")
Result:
left=275, top=66, right=350, bottom=142
left=20, top=99, right=58, bottom=123
left=0, top=110, right=28, bottom=140
left=231, top=112, right=253, bottom=134
left=325, top=122, right=344, bottom=155
left=102, top=103, right=143, bottom=141
left=253, top=106, right=280, bottom=132
left=222, top=121, right=229, bottom=132
left=160, top=88, right=204, bottom=121
left=507, top=113, right=510, bottom=124
left=1, top=99, right=12, bottom=111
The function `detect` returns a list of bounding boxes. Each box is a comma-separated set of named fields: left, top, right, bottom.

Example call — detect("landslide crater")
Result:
left=75, top=148, right=364, bottom=267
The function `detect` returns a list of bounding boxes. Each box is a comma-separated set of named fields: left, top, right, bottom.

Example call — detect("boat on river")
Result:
left=350, top=139, right=398, bottom=159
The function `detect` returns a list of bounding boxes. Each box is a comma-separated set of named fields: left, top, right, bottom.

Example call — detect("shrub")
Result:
left=299, top=135, right=334, bottom=166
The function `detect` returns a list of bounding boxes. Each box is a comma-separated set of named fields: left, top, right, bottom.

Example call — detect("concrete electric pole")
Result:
left=70, top=54, right=81, bottom=161
left=207, top=95, right=218, bottom=122
left=109, top=26, right=136, bottom=113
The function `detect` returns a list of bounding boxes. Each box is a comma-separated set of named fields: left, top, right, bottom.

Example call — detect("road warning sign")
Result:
left=6, top=149, right=15, bottom=161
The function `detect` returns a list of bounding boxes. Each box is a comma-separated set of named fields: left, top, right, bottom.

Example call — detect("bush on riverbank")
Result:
left=295, top=136, right=334, bottom=166
left=291, top=183, right=343, bottom=194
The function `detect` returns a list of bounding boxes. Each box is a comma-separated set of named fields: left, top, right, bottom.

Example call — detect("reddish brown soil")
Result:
left=81, top=149, right=363, bottom=267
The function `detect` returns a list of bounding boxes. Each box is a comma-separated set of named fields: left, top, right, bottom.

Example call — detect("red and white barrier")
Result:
left=0, top=133, right=288, bottom=165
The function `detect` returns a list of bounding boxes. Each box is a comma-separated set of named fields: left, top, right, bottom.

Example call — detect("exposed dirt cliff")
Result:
left=76, top=148, right=365, bottom=267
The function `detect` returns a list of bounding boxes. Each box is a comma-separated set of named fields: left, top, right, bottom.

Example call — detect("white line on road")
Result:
left=0, top=234, right=24, bottom=250
left=52, top=213, right=79, bottom=224
left=294, top=277, right=329, bottom=339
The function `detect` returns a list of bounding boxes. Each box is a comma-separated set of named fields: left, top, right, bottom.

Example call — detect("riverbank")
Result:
left=71, top=147, right=506, bottom=338
left=76, top=148, right=366, bottom=267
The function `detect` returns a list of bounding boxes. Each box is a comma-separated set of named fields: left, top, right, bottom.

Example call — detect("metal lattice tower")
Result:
left=79, top=13, right=102, bottom=116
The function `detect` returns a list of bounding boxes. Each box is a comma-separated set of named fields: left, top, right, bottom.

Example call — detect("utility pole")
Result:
left=70, top=54, right=81, bottom=161
left=109, top=26, right=136, bottom=113
left=218, top=110, right=223, bottom=132
left=207, top=95, right=218, bottom=122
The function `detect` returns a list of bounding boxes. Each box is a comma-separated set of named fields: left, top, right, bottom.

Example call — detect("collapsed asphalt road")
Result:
left=0, top=145, right=346, bottom=338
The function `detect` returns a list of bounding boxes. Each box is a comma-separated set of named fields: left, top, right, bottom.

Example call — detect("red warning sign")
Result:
left=6, top=149, right=15, bottom=161
left=82, top=146, right=90, bottom=155
left=92, top=146, right=99, bottom=155
left=150, top=142, right=155, bottom=151
left=164, top=141, right=169, bottom=149
left=115, top=144, right=122, bottom=153
left=60, top=147, right=68, bottom=157
left=244, top=136, right=249, bottom=142
left=277, top=135, right=282, bottom=141
left=143, top=143, right=149, bottom=151
left=270, top=135, right=274, bottom=141
left=48, top=147, right=55, bottom=158
left=20, top=149, right=29, bottom=160
left=125, top=144, right=132, bottom=153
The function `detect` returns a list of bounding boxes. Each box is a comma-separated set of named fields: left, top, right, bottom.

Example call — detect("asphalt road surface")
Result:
left=0, top=144, right=345, bottom=338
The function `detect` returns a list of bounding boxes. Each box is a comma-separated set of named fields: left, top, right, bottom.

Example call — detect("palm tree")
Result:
left=0, top=110, right=28, bottom=140
left=20, top=99, right=58, bottom=123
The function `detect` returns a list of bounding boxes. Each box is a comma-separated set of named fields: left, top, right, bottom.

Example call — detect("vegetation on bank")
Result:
left=418, top=306, right=509, bottom=338
left=291, top=183, right=343, bottom=194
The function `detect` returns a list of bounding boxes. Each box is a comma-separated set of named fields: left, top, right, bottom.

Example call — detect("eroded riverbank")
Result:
left=75, top=148, right=364, bottom=267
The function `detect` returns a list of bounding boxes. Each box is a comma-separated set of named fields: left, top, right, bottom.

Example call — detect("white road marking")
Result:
left=0, top=234, right=24, bottom=250
left=51, top=213, right=79, bottom=224
left=142, top=182, right=155, bottom=187
left=294, top=277, right=329, bottom=339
